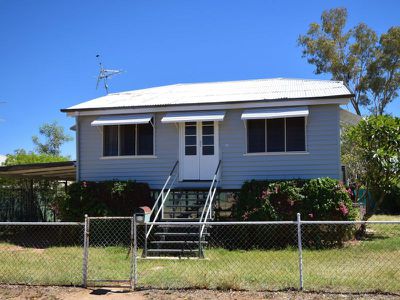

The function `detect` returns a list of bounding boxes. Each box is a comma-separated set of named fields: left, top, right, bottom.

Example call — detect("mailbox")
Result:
left=134, top=206, right=151, bottom=223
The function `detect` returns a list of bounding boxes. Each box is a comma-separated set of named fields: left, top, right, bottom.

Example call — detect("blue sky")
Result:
left=0, top=0, right=399, bottom=159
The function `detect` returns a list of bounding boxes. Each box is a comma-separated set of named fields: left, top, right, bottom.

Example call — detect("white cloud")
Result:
left=0, top=155, right=6, bottom=165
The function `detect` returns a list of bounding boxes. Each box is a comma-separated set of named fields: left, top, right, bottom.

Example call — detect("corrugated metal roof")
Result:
left=63, top=78, right=353, bottom=112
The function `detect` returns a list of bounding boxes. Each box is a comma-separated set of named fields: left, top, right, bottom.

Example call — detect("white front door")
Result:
left=180, top=121, right=219, bottom=180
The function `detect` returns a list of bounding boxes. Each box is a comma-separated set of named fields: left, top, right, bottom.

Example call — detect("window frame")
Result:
left=101, top=120, right=156, bottom=159
left=245, top=117, right=308, bottom=155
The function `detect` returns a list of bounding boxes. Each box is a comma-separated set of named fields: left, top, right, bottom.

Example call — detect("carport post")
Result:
left=297, top=213, right=304, bottom=290
left=82, top=214, right=89, bottom=287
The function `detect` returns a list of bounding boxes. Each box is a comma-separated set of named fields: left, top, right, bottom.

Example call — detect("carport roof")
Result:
left=0, top=161, right=76, bottom=180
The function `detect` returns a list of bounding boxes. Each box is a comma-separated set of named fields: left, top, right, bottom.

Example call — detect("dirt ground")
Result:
left=0, top=285, right=399, bottom=300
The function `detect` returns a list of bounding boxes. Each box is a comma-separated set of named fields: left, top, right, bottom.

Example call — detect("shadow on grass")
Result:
left=90, top=288, right=131, bottom=295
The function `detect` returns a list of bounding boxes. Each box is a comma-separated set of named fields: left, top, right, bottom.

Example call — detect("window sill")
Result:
left=243, top=151, right=309, bottom=156
left=100, top=155, right=157, bottom=160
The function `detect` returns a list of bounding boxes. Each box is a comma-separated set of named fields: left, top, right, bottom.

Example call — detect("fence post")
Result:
left=130, top=216, right=138, bottom=290
left=82, top=214, right=89, bottom=288
left=297, top=213, right=304, bottom=290
left=144, top=223, right=148, bottom=258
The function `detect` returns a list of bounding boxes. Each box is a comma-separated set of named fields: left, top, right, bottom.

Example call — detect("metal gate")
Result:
left=82, top=216, right=135, bottom=288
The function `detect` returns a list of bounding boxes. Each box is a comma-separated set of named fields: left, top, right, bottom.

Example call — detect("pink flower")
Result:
left=346, top=188, right=353, bottom=197
left=338, top=202, right=349, bottom=216
left=308, top=213, right=314, bottom=219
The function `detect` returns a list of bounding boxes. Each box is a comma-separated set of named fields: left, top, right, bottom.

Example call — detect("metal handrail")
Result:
left=148, top=160, right=178, bottom=220
left=146, top=161, right=179, bottom=239
left=199, top=160, right=221, bottom=223
left=199, top=160, right=221, bottom=239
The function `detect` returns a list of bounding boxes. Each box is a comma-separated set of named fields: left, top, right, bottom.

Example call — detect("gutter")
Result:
left=60, top=94, right=355, bottom=114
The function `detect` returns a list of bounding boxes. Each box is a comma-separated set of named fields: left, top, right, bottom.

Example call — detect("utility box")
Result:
left=134, top=206, right=151, bottom=223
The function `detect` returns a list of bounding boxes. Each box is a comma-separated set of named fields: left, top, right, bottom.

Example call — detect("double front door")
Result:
left=180, top=121, right=219, bottom=180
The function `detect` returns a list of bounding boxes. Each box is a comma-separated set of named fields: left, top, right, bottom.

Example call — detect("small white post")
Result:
left=82, top=214, right=89, bottom=288
left=133, top=215, right=138, bottom=289
left=297, top=213, right=304, bottom=290
left=129, top=216, right=136, bottom=290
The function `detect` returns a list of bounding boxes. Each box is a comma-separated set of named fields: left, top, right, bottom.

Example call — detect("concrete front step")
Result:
left=150, top=240, right=208, bottom=244
left=154, top=232, right=210, bottom=236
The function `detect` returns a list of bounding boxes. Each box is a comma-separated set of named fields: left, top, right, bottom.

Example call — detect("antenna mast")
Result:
left=96, top=55, right=122, bottom=94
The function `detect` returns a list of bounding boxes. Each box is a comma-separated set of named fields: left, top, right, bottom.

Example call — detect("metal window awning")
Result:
left=241, top=106, right=309, bottom=120
left=91, top=114, right=153, bottom=126
left=161, top=111, right=226, bottom=123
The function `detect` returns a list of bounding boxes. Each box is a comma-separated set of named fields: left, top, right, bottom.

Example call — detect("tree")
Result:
left=341, top=116, right=400, bottom=218
left=4, top=149, right=68, bottom=166
left=2, top=126, right=72, bottom=221
left=32, top=121, right=73, bottom=156
left=363, top=27, right=400, bottom=115
left=298, top=8, right=399, bottom=116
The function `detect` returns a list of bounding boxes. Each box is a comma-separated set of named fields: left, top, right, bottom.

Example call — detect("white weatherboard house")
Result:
left=62, top=78, right=354, bottom=190
left=62, top=78, right=355, bottom=257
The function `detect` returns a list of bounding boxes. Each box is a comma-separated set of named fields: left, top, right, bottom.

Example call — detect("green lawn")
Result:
left=0, top=215, right=399, bottom=293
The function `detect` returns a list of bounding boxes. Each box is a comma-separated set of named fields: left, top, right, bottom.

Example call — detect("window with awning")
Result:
left=91, top=114, right=154, bottom=157
left=242, top=107, right=308, bottom=154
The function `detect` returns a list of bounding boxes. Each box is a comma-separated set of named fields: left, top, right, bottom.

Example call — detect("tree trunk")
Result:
left=357, top=192, right=385, bottom=239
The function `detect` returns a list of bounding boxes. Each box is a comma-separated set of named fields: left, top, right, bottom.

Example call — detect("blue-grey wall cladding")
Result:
left=77, top=104, right=340, bottom=189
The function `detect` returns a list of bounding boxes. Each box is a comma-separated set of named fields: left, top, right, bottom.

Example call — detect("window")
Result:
left=103, top=121, right=154, bottom=157
left=247, top=117, right=306, bottom=153
left=185, top=122, right=197, bottom=155
left=202, top=121, right=214, bottom=155
left=247, top=119, right=265, bottom=153
left=103, top=125, right=118, bottom=156
left=137, top=122, right=154, bottom=155
left=267, top=118, right=285, bottom=152
left=286, top=117, right=306, bottom=151
left=120, top=125, right=135, bottom=155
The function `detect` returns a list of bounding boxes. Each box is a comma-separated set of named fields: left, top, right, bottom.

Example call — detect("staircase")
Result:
left=143, top=161, right=221, bottom=259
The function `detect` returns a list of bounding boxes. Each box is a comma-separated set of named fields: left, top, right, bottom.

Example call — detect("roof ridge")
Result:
left=112, top=77, right=344, bottom=95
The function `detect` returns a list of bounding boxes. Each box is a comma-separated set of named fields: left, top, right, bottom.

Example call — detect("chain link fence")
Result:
left=83, top=217, right=134, bottom=288
left=0, top=216, right=400, bottom=293
left=0, top=222, right=83, bottom=285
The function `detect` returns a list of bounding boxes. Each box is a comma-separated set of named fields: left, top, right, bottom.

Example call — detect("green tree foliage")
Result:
left=364, top=27, right=400, bottom=115
left=1, top=123, right=72, bottom=221
left=341, top=115, right=400, bottom=217
left=298, top=8, right=399, bottom=116
left=32, top=121, right=73, bottom=156
left=4, top=149, right=68, bottom=166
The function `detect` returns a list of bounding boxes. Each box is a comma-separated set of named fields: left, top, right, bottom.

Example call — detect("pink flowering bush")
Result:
left=302, top=178, right=358, bottom=221
left=235, top=178, right=358, bottom=222
left=232, top=178, right=359, bottom=248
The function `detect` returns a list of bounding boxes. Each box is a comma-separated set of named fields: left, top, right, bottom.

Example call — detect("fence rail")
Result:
left=0, top=216, right=399, bottom=293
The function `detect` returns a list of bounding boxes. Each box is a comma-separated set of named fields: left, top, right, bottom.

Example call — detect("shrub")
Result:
left=235, top=180, right=305, bottom=221
left=302, top=178, right=358, bottom=221
left=55, top=180, right=152, bottom=221
left=232, top=178, right=359, bottom=249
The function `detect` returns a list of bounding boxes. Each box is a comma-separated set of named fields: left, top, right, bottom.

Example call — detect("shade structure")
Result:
left=161, top=111, right=226, bottom=123
left=91, top=114, right=153, bottom=126
left=241, top=106, right=309, bottom=120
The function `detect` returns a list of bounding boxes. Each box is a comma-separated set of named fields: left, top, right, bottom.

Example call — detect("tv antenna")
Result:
left=96, top=55, right=123, bottom=94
